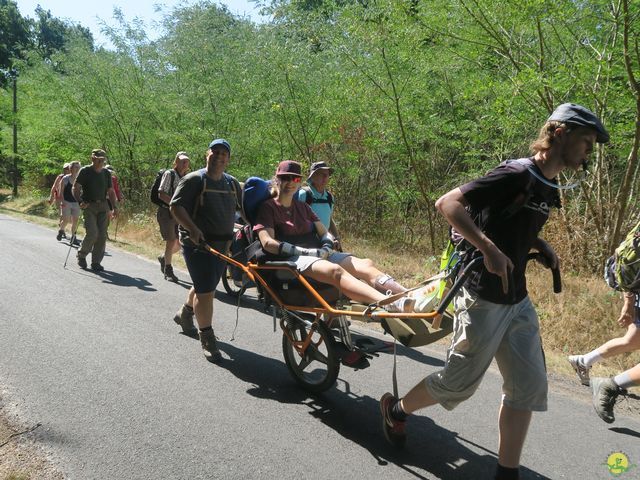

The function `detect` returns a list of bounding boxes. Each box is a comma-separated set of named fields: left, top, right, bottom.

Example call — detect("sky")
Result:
left=15, top=0, right=266, bottom=47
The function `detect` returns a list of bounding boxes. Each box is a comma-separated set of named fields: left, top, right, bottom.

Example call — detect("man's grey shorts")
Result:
left=157, top=207, right=178, bottom=242
left=424, top=287, right=548, bottom=412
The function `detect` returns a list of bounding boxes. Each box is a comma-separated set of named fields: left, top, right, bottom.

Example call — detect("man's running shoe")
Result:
left=380, top=392, right=406, bottom=448
left=568, top=355, right=591, bottom=386
left=591, top=377, right=624, bottom=424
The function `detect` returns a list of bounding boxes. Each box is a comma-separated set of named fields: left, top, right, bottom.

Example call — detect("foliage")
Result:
left=2, top=0, right=639, bottom=273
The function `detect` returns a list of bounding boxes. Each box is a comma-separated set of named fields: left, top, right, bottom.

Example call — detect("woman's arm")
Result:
left=257, top=228, right=327, bottom=258
left=257, top=228, right=281, bottom=254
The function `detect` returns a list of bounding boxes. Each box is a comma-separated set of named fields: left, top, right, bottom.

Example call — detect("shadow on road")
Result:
left=609, top=426, right=640, bottom=439
left=216, top=341, right=549, bottom=480
left=95, top=270, right=156, bottom=291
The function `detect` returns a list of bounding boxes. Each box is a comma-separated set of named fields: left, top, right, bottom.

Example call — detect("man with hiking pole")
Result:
left=72, top=149, right=118, bottom=272
left=379, top=103, right=609, bottom=480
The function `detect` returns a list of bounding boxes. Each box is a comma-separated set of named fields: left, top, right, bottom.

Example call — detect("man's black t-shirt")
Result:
left=459, top=159, right=561, bottom=304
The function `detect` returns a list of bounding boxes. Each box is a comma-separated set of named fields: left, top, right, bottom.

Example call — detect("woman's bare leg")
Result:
left=305, top=260, right=386, bottom=304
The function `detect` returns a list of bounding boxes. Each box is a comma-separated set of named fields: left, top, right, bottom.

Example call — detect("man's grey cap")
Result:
left=547, top=103, right=609, bottom=143
left=208, top=138, right=231, bottom=154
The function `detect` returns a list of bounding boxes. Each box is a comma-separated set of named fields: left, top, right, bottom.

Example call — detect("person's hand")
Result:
left=111, top=209, right=118, bottom=219
left=333, top=238, right=342, bottom=251
left=483, top=245, right=513, bottom=295
left=319, top=245, right=333, bottom=259
left=617, top=305, right=634, bottom=328
left=79, top=201, right=88, bottom=209
left=189, top=227, right=204, bottom=246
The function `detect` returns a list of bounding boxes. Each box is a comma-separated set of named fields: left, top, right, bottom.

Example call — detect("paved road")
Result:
left=1, top=213, right=639, bottom=479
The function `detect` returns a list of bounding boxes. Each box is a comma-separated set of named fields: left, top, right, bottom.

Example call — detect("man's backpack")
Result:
left=604, top=219, right=640, bottom=293
left=150, top=169, right=176, bottom=207
left=299, top=185, right=334, bottom=209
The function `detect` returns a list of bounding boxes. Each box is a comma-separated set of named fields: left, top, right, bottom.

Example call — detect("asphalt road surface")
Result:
left=1, top=213, right=639, bottom=479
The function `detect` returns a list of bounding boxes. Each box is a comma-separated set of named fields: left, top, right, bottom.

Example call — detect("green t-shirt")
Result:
left=75, top=165, right=112, bottom=202
left=170, top=169, right=241, bottom=245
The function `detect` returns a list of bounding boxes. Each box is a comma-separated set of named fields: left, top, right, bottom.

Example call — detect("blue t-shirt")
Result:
left=297, top=184, right=334, bottom=229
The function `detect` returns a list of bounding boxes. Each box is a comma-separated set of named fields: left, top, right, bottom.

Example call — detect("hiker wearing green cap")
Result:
left=380, top=103, right=609, bottom=480
left=72, top=149, right=118, bottom=272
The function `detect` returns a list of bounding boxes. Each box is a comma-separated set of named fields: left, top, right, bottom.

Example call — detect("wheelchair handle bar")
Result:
left=436, top=252, right=562, bottom=315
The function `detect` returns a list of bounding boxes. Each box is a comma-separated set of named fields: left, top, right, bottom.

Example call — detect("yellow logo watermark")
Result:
left=604, top=452, right=637, bottom=477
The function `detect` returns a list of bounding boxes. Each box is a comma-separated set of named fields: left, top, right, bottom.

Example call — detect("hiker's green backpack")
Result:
left=604, top=219, right=640, bottom=293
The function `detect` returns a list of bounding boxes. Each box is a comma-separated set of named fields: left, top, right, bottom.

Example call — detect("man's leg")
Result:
left=194, top=291, right=221, bottom=363
left=91, top=208, right=109, bottom=266
left=78, top=206, right=98, bottom=267
left=193, top=291, right=214, bottom=329
left=380, top=289, right=510, bottom=447
left=494, top=298, right=547, bottom=477
left=498, top=405, right=532, bottom=468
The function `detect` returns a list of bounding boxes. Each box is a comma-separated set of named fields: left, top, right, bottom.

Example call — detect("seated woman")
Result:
left=253, top=160, right=414, bottom=312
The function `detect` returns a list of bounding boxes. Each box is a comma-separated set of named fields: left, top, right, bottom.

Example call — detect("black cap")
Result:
left=547, top=103, right=609, bottom=143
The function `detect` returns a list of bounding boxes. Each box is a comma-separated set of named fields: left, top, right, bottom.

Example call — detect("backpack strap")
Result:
left=301, top=185, right=313, bottom=206
left=193, top=169, right=240, bottom=219
left=301, top=185, right=334, bottom=208
left=499, top=158, right=537, bottom=220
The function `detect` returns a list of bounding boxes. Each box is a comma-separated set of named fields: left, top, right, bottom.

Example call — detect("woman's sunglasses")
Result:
left=278, top=175, right=301, bottom=183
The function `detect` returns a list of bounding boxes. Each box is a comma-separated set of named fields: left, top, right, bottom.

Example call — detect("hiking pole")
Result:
left=113, top=214, right=119, bottom=242
left=63, top=222, right=81, bottom=269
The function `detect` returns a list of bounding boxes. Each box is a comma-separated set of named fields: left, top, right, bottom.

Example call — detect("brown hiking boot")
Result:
left=173, top=304, right=197, bottom=337
left=164, top=264, right=179, bottom=282
left=199, top=329, right=222, bottom=363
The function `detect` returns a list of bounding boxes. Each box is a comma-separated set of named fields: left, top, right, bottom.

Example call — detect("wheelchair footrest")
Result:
left=334, top=343, right=371, bottom=370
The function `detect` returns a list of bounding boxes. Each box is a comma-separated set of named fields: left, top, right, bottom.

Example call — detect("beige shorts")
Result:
left=60, top=201, right=81, bottom=218
left=157, top=207, right=178, bottom=241
left=424, top=287, right=548, bottom=412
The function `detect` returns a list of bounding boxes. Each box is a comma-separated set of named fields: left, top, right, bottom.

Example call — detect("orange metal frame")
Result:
left=204, top=243, right=444, bottom=331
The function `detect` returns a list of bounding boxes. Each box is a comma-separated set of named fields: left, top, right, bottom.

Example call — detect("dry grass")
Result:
left=1, top=190, right=638, bottom=381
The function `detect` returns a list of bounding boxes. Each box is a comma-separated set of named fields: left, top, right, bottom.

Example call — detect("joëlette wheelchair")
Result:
left=213, top=178, right=562, bottom=393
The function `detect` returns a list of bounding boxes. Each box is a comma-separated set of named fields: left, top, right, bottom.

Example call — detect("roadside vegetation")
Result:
left=2, top=190, right=639, bottom=381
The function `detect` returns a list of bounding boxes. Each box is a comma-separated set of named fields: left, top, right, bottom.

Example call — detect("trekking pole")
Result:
left=63, top=222, right=81, bottom=269
left=114, top=214, right=119, bottom=242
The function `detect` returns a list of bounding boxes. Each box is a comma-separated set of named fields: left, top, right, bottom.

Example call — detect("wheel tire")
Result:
left=282, top=317, right=340, bottom=393
left=221, top=264, right=244, bottom=297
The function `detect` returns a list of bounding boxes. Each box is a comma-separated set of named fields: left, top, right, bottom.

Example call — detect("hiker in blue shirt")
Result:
left=297, top=161, right=341, bottom=251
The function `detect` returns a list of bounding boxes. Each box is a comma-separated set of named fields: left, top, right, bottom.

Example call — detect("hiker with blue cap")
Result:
left=379, top=103, right=609, bottom=480
left=169, top=138, right=242, bottom=363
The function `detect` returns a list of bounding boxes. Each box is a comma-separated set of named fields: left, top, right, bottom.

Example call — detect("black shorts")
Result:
left=182, top=243, right=226, bottom=294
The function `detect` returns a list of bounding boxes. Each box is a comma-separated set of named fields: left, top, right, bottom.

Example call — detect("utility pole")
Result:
left=11, top=69, right=18, bottom=196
